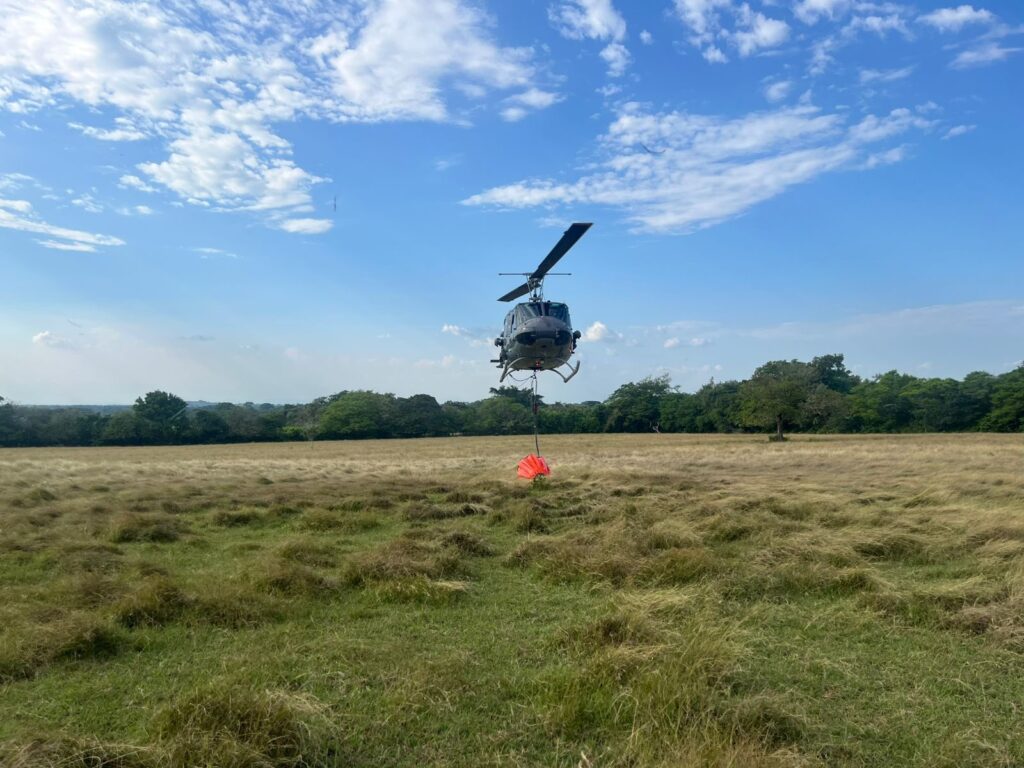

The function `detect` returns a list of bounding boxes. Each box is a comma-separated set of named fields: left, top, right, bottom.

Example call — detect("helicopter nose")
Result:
left=515, top=317, right=572, bottom=347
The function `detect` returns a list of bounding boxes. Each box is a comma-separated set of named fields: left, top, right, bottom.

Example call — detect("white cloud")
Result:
left=71, top=194, right=103, bottom=213
left=117, top=205, right=154, bottom=216
left=500, top=88, right=562, bottom=120
left=0, top=198, right=124, bottom=248
left=943, top=124, right=976, bottom=139
left=664, top=337, right=681, bottom=348
left=465, top=103, right=934, bottom=233
left=673, top=1, right=788, bottom=61
left=582, top=320, right=622, bottom=342
left=277, top=218, right=333, bottom=235
left=36, top=239, right=96, bottom=252
left=434, top=155, right=461, bottom=171
left=859, top=66, right=914, bottom=84
left=763, top=80, right=792, bottom=102
left=639, top=30, right=653, bottom=45
left=0, top=0, right=539, bottom=235
left=194, top=247, right=239, bottom=259
left=312, top=0, right=534, bottom=123
left=508, top=88, right=562, bottom=109
left=500, top=107, right=528, bottom=122
left=118, top=175, right=157, bottom=193
left=688, top=337, right=711, bottom=346
left=863, top=145, right=906, bottom=169
left=794, top=0, right=849, bottom=25
left=68, top=120, right=146, bottom=141
left=951, top=43, right=1022, bottom=68
left=732, top=6, right=790, bottom=57
left=843, top=14, right=910, bottom=38
left=441, top=323, right=493, bottom=348
left=550, top=0, right=627, bottom=41
left=0, top=197, right=33, bottom=213
left=919, top=5, right=995, bottom=32
left=600, top=43, right=632, bottom=76
left=32, top=330, right=73, bottom=348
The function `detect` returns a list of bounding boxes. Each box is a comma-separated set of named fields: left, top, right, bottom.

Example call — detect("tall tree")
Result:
left=981, top=365, right=1024, bottom=432
left=604, top=375, right=673, bottom=432
left=738, top=360, right=814, bottom=440
left=810, top=354, right=860, bottom=393
left=0, top=396, right=17, bottom=445
left=133, top=391, right=188, bottom=443
left=319, top=391, right=396, bottom=439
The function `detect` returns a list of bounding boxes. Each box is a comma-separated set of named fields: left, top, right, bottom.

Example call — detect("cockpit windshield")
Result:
left=516, top=302, right=571, bottom=324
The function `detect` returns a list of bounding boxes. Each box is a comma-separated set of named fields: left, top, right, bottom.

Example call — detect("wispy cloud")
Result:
left=951, top=42, right=1022, bottom=68
left=277, top=218, right=333, bottom=235
left=673, top=0, right=790, bottom=63
left=859, top=65, right=915, bottom=84
left=194, top=247, right=238, bottom=259
left=32, top=330, right=74, bottom=349
left=465, top=103, right=935, bottom=233
left=0, top=0, right=543, bottom=234
left=0, top=198, right=124, bottom=250
left=919, top=5, right=995, bottom=32
left=68, top=120, right=146, bottom=141
left=943, top=124, right=976, bottom=140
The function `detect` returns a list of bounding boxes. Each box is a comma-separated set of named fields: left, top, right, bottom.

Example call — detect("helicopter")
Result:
left=492, top=222, right=592, bottom=383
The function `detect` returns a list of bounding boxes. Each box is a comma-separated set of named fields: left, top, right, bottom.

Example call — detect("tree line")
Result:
left=1, top=354, right=1021, bottom=447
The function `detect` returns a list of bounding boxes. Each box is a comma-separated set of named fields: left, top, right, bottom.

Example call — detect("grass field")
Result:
left=2, top=434, right=1023, bottom=767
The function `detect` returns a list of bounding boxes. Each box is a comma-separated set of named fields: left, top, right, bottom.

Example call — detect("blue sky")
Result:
left=1, top=0, right=1021, bottom=404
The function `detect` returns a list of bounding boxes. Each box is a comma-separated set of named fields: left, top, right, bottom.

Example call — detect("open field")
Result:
left=2, top=434, right=1023, bottom=767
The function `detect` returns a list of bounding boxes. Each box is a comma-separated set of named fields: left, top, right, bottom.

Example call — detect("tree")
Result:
left=659, top=392, right=701, bottom=432
left=799, top=384, right=849, bottom=432
left=319, top=391, right=396, bottom=439
left=847, top=371, right=917, bottom=432
left=693, top=379, right=742, bottom=433
left=465, top=397, right=532, bottom=435
left=189, top=409, right=231, bottom=443
left=393, top=394, right=446, bottom=438
left=133, top=391, right=188, bottom=443
left=981, top=365, right=1024, bottom=432
left=488, top=385, right=539, bottom=409
left=810, top=354, right=860, bottom=394
left=738, top=360, right=814, bottom=440
left=101, top=411, right=151, bottom=445
left=604, top=375, right=673, bottom=432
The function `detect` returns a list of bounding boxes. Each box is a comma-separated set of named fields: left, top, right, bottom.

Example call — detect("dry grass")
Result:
left=1, top=433, right=1023, bottom=766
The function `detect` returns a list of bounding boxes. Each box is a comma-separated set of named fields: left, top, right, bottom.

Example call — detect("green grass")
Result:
left=1, top=434, right=1023, bottom=766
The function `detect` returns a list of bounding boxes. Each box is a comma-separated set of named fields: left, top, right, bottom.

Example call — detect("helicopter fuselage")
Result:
left=494, top=300, right=580, bottom=373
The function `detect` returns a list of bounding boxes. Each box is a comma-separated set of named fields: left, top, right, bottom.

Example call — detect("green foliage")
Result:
left=738, top=360, right=815, bottom=438
left=319, top=391, right=395, bottom=439
left=604, top=375, right=673, bottom=432
left=465, top=396, right=532, bottom=435
left=134, top=391, right=188, bottom=443
left=2, top=357, right=1022, bottom=446
left=981, top=365, right=1024, bottom=431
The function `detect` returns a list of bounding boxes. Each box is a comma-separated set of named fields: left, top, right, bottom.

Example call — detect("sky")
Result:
left=1, top=0, right=1022, bottom=405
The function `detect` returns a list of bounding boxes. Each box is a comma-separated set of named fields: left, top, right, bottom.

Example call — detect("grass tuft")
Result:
left=115, top=576, right=192, bottom=628
left=110, top=513, right=184, bottom=543
left=153, top=685, right=340, bottom=768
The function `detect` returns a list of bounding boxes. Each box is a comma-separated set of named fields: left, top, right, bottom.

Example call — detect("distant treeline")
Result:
left=2, top=355, right=1022, bottom=447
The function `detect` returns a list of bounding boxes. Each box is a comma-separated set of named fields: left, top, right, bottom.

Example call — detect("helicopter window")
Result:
left=547, top=303, right=569, bottom=322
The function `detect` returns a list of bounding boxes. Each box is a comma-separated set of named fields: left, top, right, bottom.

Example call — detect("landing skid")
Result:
left=497, top=358, right=580, bottom=384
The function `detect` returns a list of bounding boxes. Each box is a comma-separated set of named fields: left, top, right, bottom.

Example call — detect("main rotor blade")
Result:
left=532, top=222, right=592, bottom=280
left=498, top=282, right=531, bottom=302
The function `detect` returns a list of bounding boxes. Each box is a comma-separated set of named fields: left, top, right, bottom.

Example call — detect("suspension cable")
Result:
left=531, top=371, right=541, bottom=456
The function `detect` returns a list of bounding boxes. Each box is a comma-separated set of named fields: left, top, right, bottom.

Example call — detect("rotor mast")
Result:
left=497, top=222, right=592, bottom=303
